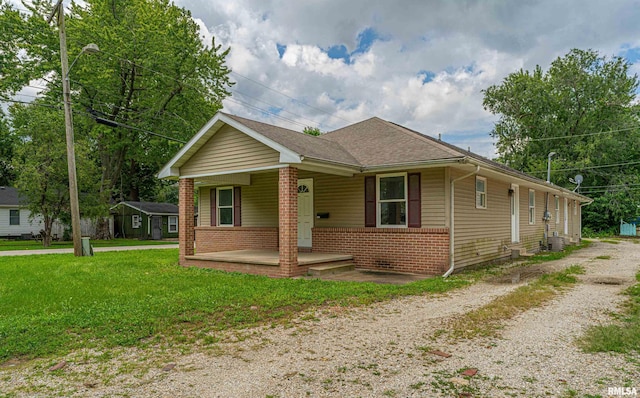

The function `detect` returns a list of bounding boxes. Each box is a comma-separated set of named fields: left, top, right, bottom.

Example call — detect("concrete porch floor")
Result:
left=186, top=249, right=353, bottom=266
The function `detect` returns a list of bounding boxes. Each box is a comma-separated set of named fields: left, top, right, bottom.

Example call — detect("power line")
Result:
left=530, top=159, right=640, bottom=174
left=528, top=125, right=640, bottom=141
left=0, top=99, right=186, bottom=143
left=230, top=70, right=354, bottom=125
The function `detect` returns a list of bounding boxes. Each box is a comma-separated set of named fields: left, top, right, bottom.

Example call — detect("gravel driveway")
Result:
left=2, top=239, right=639, bottom=397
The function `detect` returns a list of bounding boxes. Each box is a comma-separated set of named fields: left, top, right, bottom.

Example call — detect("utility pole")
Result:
left=49, top=0, right=82, bottom=256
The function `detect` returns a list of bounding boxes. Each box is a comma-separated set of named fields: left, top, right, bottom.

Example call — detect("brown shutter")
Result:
left=408, top=173, right=421, bottom=228
left=210, top=188, right=217, bottom=226
left=364, top=176, right=376, bottom=227
left=233, top=186, right=241, bottom=227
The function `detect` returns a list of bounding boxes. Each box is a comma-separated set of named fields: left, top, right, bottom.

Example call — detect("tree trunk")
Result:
left=95, top=216, right=111, bottom=240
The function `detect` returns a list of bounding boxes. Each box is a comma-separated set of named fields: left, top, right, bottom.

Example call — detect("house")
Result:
left=0, top=186, right=44, bottom=238
left=111, top=201, right=179, bottom=240
left=158, top=112, right=591, bottom=278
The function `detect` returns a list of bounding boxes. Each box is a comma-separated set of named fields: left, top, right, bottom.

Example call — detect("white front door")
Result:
left=297, top=178, right=314, bottom=248
left=510, top=184, right=520, bottom=243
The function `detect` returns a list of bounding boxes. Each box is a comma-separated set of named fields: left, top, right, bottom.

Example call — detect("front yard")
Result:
left=0, top=238, right=175, bottom=251
left=0, top=249, right=471, bottom=363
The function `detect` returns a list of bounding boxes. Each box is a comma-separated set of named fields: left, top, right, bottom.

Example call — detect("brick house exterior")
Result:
left=160, top=112, right=591, bottom=278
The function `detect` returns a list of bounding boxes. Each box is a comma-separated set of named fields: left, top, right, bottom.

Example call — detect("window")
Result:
left=573, top=200, right=578, bottom=216
left=217, top=187, right=233, bottom=226
left=377, top=173, right=407, bottom=227
left=528, top=190, right=535, bottom=224
left=168, top=216, right=178, bottom=233
left=132, top=214, right=140, bottom=229
left=476, top=177, right=487, bottom=209
left=9, top=209, right=19, bottom=226
left=555, top=196, right=560, bottom=224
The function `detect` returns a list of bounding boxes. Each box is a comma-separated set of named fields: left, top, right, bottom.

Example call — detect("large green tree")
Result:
left=0, top=111, right=16, bottom=186
left=483, top=49, right=640, bottom=232
left=10, top=102, right=102, bottom=246
left=0, top=0, right=232, bottom=232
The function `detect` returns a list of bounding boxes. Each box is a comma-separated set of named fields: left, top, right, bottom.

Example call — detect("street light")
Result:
left=546, top=151, right=557, bottom=183
left=50, top=0, right=99, bottom=256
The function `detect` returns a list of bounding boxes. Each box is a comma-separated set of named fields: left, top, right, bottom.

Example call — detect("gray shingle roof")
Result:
left=323, top=117, right=465, bottom=166
left=116, top=201, right=179, bottom=215
left=0, top=187, right=26, bottom=206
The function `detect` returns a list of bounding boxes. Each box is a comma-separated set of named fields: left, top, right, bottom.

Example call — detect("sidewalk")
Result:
left=0, top=244, right=178, bottom=256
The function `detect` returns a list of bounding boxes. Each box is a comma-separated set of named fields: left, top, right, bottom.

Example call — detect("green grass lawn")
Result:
left=0, top=249, right=471, bottom=362
left=580, top=272, right=640, bottom=354
left=0, top=238, right=176, bottom=251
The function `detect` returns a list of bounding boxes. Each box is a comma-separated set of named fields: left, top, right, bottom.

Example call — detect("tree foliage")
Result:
left=483, top=49, right=640, bottom=231
left=303, top=126, right=322, bottom=136
left=0, top=0, right=232, bottom=215
left=10, top=102, right=102, bottom=246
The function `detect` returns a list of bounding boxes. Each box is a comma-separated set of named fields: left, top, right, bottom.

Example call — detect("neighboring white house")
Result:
left=0, top=186, right=44, bottom=238
left=0, top=186, right=113, bottom=239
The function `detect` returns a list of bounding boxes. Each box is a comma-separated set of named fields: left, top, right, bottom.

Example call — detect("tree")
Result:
left=0, top=112, right=16, bottom=186
left=10, top=102, right=102, bottom=246
left=0, top=0, right=233, bottom=234
left=483, top=49, right=640, bottom=232
left=303, top=126, right=322, bottom=136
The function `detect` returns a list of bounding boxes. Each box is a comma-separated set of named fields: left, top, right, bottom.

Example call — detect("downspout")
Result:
left=443, top=165, right=480, bottom=278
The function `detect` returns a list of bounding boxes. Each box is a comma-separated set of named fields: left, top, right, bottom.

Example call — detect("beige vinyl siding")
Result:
left=517, top=187, right=546, bottom=251
left=199, top=187, right=211, bottom=226
left=452, top=170, right=511, bottom=268
left=299, top=169, right=447, bottom=229
left=421, top=168, right=446, bottom=228
left=299, top=171, right=364, bottom=228
left=199, top=172, right=279, bottom=227
left=180, top=125, right=280, bottom=176
left=241, top=172, right=279, bottom=227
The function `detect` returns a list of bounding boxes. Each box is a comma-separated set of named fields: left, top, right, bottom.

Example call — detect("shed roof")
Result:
left=112, top=201, right=179, bottom=216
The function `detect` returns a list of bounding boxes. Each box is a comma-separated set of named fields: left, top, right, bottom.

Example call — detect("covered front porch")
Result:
left=185, top=249, right=354, bottom=277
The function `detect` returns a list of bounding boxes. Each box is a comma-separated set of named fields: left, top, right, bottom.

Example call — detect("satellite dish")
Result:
left=575, top=174, right=583, bottom=184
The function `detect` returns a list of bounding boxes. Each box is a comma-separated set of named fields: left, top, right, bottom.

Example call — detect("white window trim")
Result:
left=376, top=172, right=408, bottom=228
left=528, top=189, right=536, bottom=225
left=217, top=186, right=234, bottom=227
left=554, top=196, right=560, bottom=224
left=168, top=216, right=178, bottom=233
left=9, top=209, right=20, bottom=226
left=475, top=176, right=487, bottom=209
left=132, top=214, right=140, bottom=229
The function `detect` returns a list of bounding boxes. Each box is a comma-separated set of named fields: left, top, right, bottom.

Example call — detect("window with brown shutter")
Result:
left=233, top=186, right=241, bottom=226
left=365, top=176, right=376, bottom=227
left=210, top=188, right=217, bottom=226
left=408, top=173, right=421, bottom=228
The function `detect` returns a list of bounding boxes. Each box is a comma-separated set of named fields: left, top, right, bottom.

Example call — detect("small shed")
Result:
left=111, top=201, right=179, bottom=240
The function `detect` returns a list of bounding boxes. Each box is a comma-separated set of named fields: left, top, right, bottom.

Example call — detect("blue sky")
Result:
left=11, top=0, right=640, bottom=158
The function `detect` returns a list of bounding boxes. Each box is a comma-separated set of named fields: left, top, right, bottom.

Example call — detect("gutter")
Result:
left=443, top=164, right=480, bottom=278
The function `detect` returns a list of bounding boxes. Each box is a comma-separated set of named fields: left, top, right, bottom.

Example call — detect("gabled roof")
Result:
left=111, top=201, right=178, bottom=216
left=223, top=114, right=359, bottom=166
left=0, top=187, right=26, bottom=207
left=158, top=112, right=591, bottom=202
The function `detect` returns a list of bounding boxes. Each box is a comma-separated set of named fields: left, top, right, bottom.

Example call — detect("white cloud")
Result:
left=173, top=0, right=640, bottom=158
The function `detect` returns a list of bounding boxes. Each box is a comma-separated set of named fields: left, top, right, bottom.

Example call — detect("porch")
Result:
left=184, top=249, right=354, bottom=278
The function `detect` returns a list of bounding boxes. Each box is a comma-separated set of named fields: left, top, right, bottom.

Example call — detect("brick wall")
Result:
left=278, top=167, right=299, bottom=277
left=195, top=227, right=278, bottom=252
left=178, top=178, right=195, bottom=264
left=312, top=227, right=450, bottom=275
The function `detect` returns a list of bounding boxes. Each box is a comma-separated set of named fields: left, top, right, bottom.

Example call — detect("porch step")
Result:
left=308, top=261, right=355, bottom=276
left=511, top=248, right=535, bottom=259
